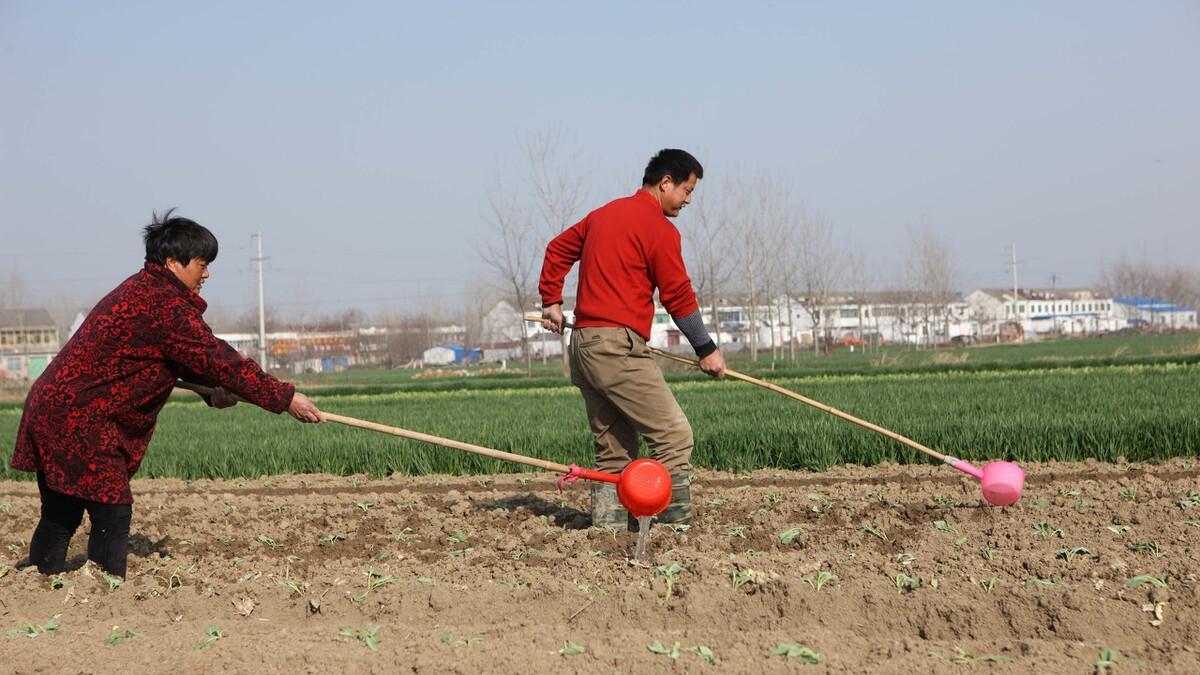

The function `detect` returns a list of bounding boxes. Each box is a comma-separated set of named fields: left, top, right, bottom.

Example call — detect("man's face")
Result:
left=167, top=257, right=210, bottom=292
left=659, top=173, right=698, bottom=217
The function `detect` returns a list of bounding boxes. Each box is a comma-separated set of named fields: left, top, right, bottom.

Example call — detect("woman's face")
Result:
left=166, top=257, right=210, bottom=292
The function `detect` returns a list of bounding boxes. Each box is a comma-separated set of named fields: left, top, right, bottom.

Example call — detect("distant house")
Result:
left=0, top=308, right=60, bottom=381
left=422, top=345, right=480, bottom=365
left=966, top=288, right=1121, bottom=338
left=1113, top=297, right=1198, bottom=328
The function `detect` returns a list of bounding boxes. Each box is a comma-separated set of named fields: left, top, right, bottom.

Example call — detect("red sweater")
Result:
left=11, top=262, right=294, bottom=504
left=539, top=190, right=699, bottom=340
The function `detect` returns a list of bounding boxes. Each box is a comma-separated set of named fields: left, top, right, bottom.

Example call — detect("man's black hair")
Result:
left=641, top=149, right=704, bottom=187
left=143, top=208, right=219, bottom=265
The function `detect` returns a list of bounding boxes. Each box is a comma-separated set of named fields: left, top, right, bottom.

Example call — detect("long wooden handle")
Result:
left=646, top=346, right=947, bottom=462
left=174, top=381, right=573, bottom=474
left=522, top=314, right=946, bottom=463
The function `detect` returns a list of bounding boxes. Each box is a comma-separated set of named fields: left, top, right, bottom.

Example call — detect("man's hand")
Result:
left=209, top=387, right=238, bottom=409
left=542, top=303, right=565, bottom=334
left=699, top=349, right=726, bottom=379
left=287, top=392, right=322, bottom=423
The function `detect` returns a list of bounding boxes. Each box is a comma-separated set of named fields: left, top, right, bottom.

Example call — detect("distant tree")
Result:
left=478, top=178, right=537, bottom=376
left=903, top=224, right=957, bottom=347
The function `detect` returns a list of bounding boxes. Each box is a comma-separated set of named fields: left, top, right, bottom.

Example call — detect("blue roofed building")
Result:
left=1113, top=297, right=1198, bottom=328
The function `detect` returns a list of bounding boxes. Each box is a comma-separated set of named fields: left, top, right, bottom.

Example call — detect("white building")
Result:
left=966, top=288, right=1121, bottom=338
left=1113, top=297, right=1198, bottom=328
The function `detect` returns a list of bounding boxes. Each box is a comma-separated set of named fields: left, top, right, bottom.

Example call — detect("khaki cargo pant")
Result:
left=569, top=327, right=693, bottom=477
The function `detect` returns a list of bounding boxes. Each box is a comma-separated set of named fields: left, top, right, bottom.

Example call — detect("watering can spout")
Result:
left=944, top=456, right=984, bottom=479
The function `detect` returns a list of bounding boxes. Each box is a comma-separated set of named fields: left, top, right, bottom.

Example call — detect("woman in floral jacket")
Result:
left=11, top=210, right=322, bottom=577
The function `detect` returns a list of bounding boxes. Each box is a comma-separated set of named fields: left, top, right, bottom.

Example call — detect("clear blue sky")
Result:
left=2, top=1, right=1197, bottom=317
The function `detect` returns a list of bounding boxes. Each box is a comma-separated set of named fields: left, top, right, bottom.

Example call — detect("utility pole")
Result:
left=253, top=231, right=268, bottom=368
left=1010, top=243, right=1022, bottom=342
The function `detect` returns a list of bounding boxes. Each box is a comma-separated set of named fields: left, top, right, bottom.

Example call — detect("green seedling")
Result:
left=1058, top=487, right=1081, bottom=497
left=932, top=520, right=957, bottom=534
left=892, top=572, right=922, bottom=594
left=765, top=493, right=782, bottom=504
left=266, top=504, right=285, bottom=513
left=278, top=577, right=307, bottom=595
left=1032, top=522, right=1064, bottom=538
left=447, top=532, right=468, bottom=544
left=1125, top=575, right=1168, bottom=588
left=802, top=571, right=837, bottom=592
left=1094, top=648, right=1118, bottom=671
left=511, top=548, right=542, bottom=560
left=415, top=577, right=435, bottom=585
left=585, top=550, right=606, bottom=558
left=340, top=625, right=382, bottom=651
left=1181, top=520, right=1200, bottom=528
left=256, top=534, right=280, bottom=549
left=953, top=536, right=969, bottom=546
left=5, top=615, right=60, bottom=638
left=1056, top=547, right=1091, bottom=563
left=319, top=533, right=347, bottom=545
left=1107, top=525, right=1130, bottom=536
left=980, top=576, right=997, bottom=593
left=224, top=503, right=237, bottom=514
left=860, top=524, right=888, bottom=541
left=355, top=502, right=375, bottom=512
left=726, top=526, right=747, bottom=539
left=771, top=644, right=820, bottom=664
left=1127, top=542, right=1162, bottom=557
left=693, top=644, right=717, bottom=664
left=0, top=503, right=11, bottom=512
left=1071, top=499, right=1090, bottom=513
left=1119, top=488, right=1137, bottom=501
left=447, top=548, right=474, bottom=558
left=655, top=563, right=684, bottom=599
left=1179, top=491, right=1199, bottom=510
left=648, top=641, right=681, bottom=661
left=592, top=525, right=620, bottom=541
left=1033, top=499, right=1048, bottom=510
left=353, top=568, right=398, bottom=602
left=706, top=498, right=728, bottom=507
left=731, top=568, right=760, bottom=590
left=931, top=494, right=956, bottom=508
left=101, top=572, right=123, bottom=591
left=559, top=641, right=586, bottom=656
left=195, top=625, right=224, bottom=650
left=895, top=552, right=917, bottom=565
left=936, top=648, right=1010, bottom=664
left=663, top=523, right=691, bottom=534
left=49, top=574, right=67, bottom=590
left=0, top=565, right=9, bottom=579
left=575, top=582, right=608, bottom=595
left=807, top=493, right=831, bottom=512
left=441, top=632, right=484, bottom=648
left=104, top=627, right=138, bottom=646
left=516, top=477, right=530, bottom=486
left=475, top=478, right=492, bottom=488
left=779, top=528, right=802, bottom=545
left=1024, top=577, right=1061, bottom=588
left=980, top=546, right=995, bottom=561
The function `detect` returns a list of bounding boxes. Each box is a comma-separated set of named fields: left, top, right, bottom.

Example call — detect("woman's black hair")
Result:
left=143, top=208, right=219, bottom=265
left=641, top=149, right=704, bottom=187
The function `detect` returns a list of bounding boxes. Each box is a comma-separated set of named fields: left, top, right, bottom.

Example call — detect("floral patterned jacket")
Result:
left=10, top=262, right=294, bottom=503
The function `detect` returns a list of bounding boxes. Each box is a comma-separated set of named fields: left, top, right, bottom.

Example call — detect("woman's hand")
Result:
left=287, top=392, right=322, bottom=423
left=209, top=387, right=239, bottom=409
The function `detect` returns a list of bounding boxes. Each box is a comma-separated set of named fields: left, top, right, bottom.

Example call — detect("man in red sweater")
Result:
left=539, top=149, right=725, bottom=529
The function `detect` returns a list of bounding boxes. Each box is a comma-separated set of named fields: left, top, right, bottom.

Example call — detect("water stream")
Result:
left=633, top=516, right=653, bottom=561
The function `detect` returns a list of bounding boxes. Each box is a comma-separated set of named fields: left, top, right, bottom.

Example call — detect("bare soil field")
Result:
left=1, top=459, right=1197, bottom=673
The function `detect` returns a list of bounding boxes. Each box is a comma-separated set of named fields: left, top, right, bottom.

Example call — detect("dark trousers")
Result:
left=28, top=473, right=132, bottom=577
